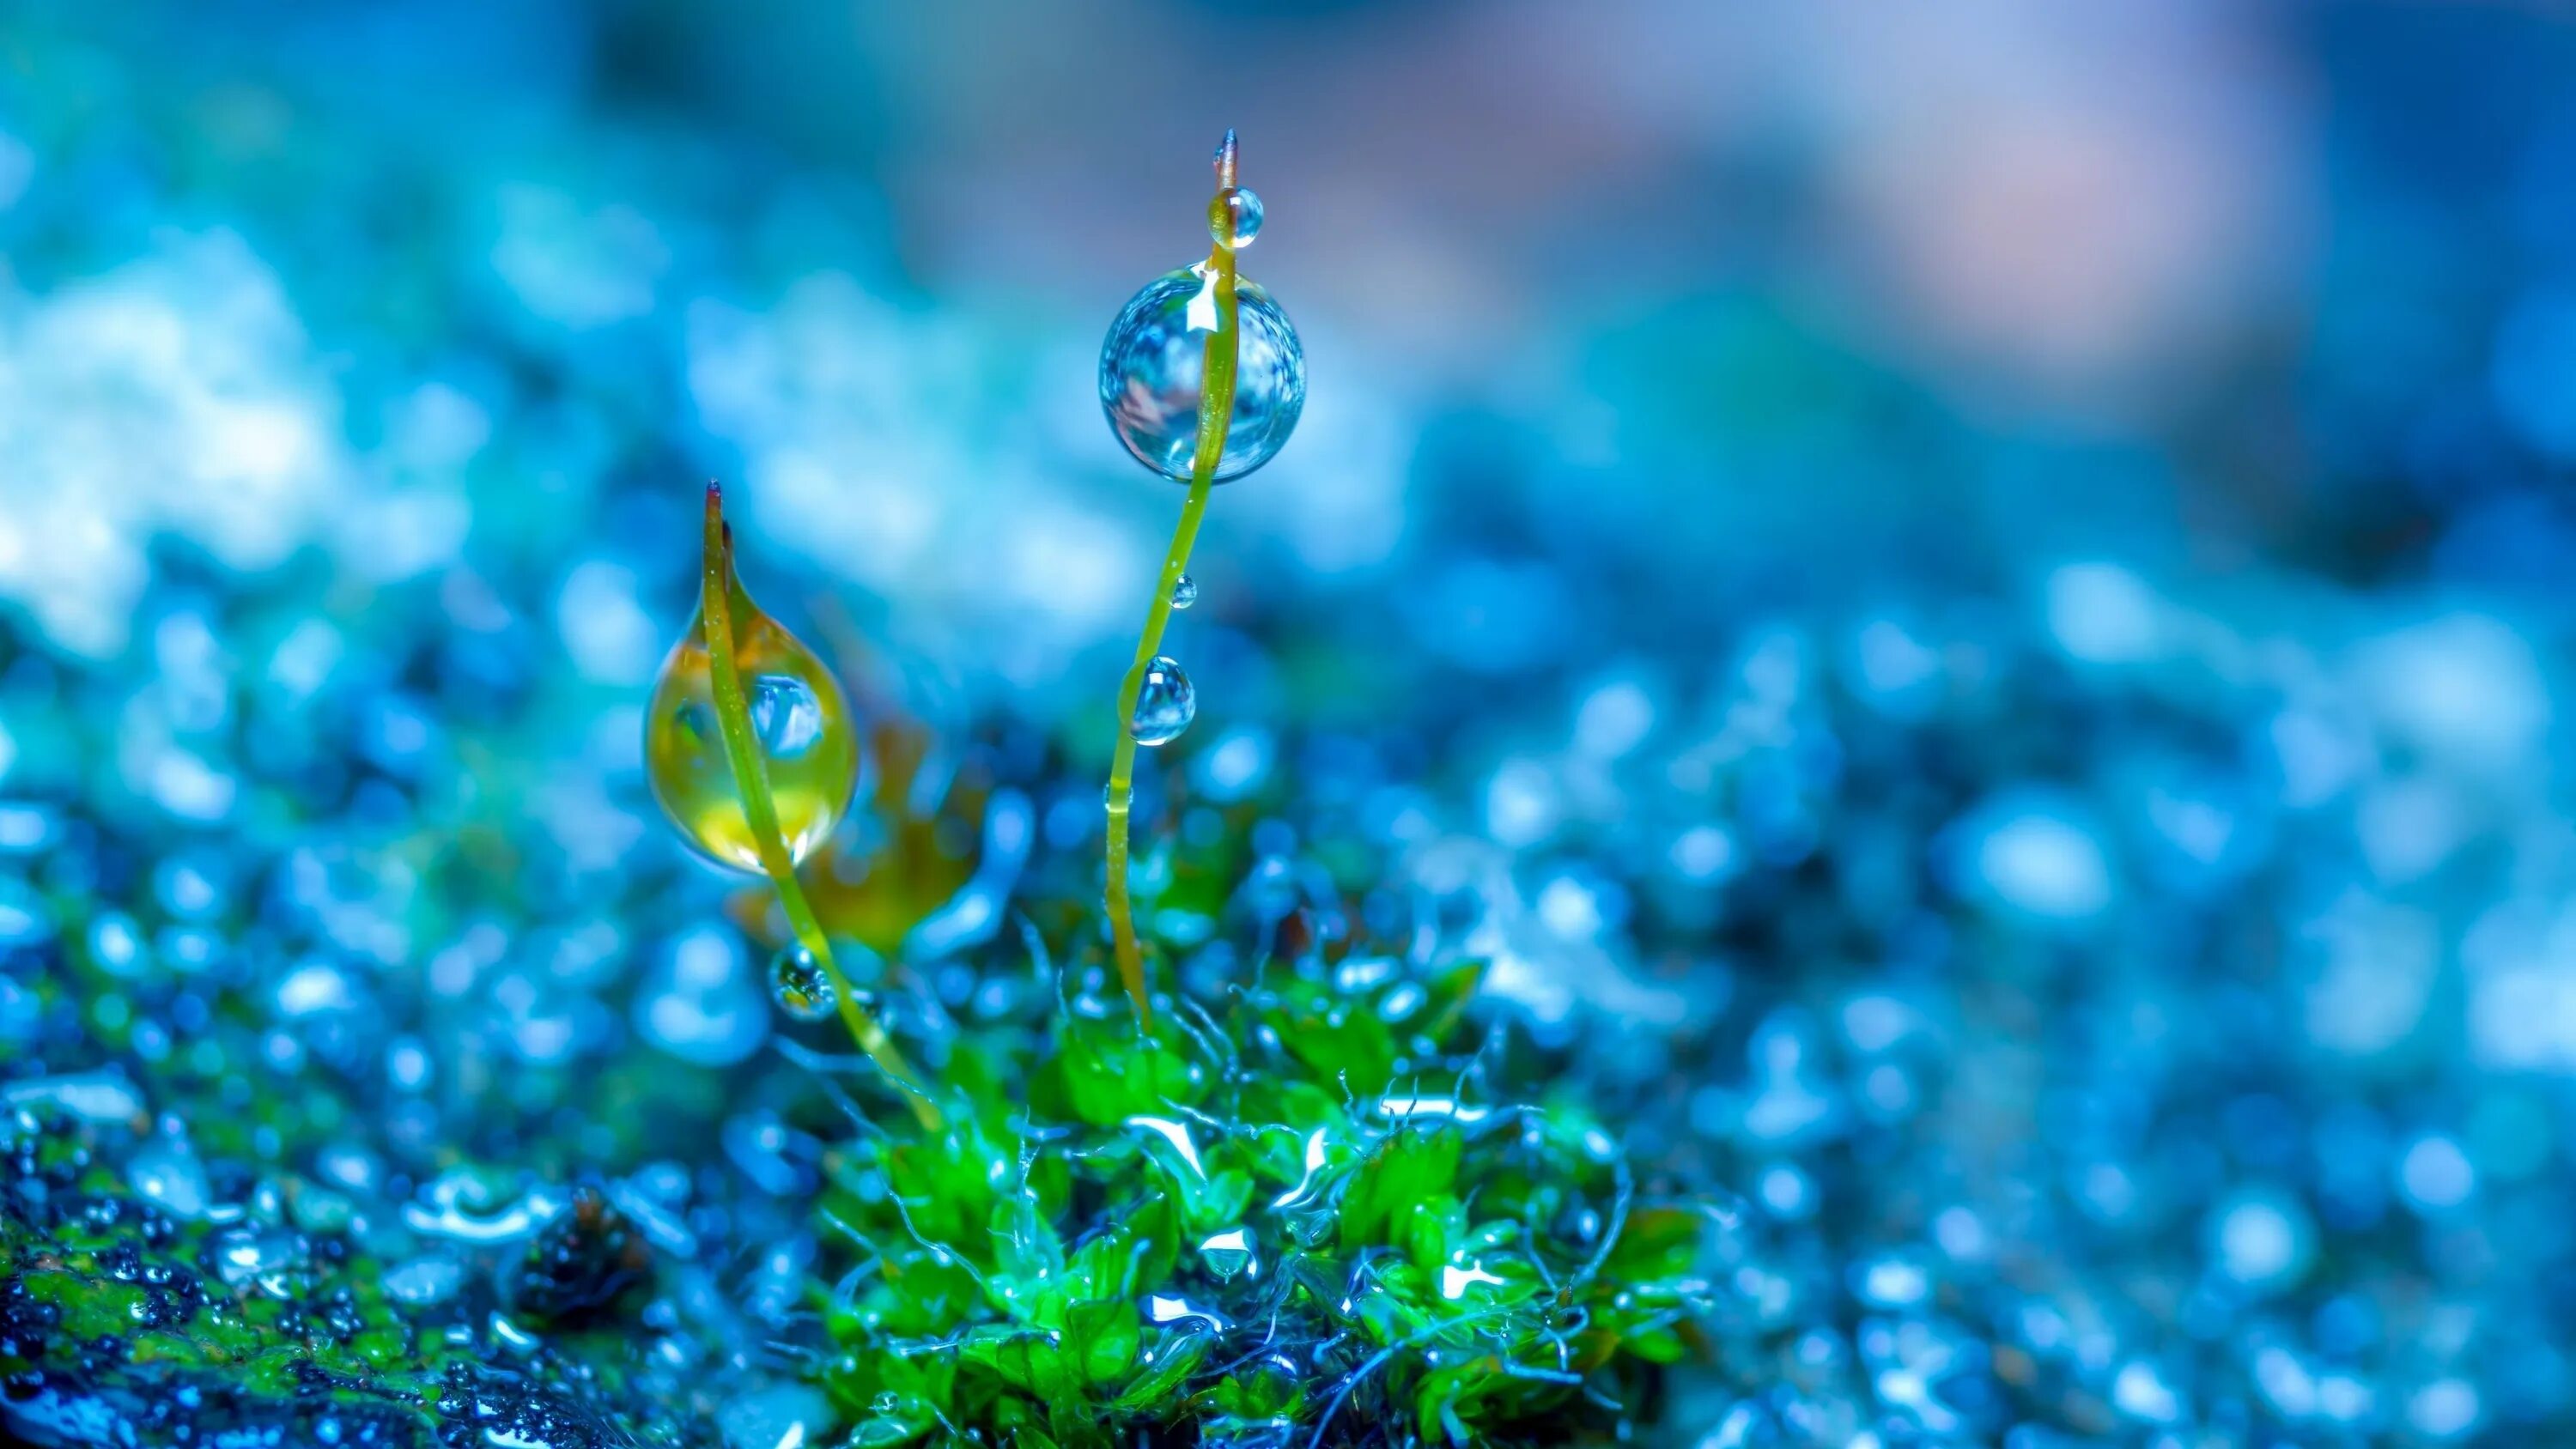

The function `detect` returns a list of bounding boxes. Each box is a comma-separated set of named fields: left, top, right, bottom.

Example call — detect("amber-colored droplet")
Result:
left=644, top=560, right=860, bottom=873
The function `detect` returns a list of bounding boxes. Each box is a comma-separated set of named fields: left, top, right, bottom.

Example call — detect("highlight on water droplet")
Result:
left=644, top=538, right=860, bottom=873
left=1210, top=186, right=1263, bottom=250
left=1170, top=574, right=1198, bottom=610
left=1128, top=656, right=1196, bottom=747
left=1099, top=268, right=1305, bottom=484
left=768, top=944, right=836, bottom=1022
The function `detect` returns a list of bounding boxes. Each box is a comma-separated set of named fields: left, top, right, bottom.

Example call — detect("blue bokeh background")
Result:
left=10, top=2, right=2576, bottom=1443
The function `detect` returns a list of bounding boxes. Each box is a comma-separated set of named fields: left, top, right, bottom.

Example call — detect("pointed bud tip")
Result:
left=1215, top=130, right=1238, bottom=187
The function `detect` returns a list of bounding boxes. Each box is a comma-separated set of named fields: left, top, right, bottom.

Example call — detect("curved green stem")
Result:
left=702, top=486, right=941, bottom=1131
left=1108, top=181, right=1243, bottom=1027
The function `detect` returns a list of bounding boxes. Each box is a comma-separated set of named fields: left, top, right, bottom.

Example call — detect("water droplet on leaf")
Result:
left=644, top=556, right=860, bottom=873
left=1198, top=1227, right=1258, bottom=1282
left=1130, top=657, right=1196, bottom=746
left=1210, top=186, right=1263, bottom=249
left=1170, top=574, right=1198, bottom=609
left=1100, top=266, right=1304, bottom=484
left=769, top=945, right=836, bottom=1022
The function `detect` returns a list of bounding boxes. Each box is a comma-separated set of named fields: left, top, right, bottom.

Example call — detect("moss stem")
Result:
left=702, top=485, right=941, bottom=1131
left=1107, top=184, right=1242, bottom=1027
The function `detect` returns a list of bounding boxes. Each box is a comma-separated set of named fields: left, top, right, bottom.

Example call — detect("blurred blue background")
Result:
left=11, top=1, right=2576, bottom=1442
left=18, top=0, right=2576, bottom=682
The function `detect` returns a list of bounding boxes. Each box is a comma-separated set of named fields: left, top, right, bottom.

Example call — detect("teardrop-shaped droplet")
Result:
left=1099, top=266, right=1304, bottom=484
left=1209, top=187, right=1263, bottom=250
left=1198, top=1227, right=1258, bottom=1282
left=1170, top=574, right=1198, bottom=610
left=768, top=945, right=835, bottom=1022
left=645, top=569, right=860, bottom=873
left=1129, top=657, right=1196, bottom=747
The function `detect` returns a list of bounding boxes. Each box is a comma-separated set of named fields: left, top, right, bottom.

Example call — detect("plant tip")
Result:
left=1215, top=128, right=1238, bottom=188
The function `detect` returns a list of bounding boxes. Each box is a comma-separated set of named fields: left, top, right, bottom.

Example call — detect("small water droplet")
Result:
left=1199, top=1227, right=1258, bottom=1282
left=769, top=945, right=837, bottom=1022
left=1099, top=267, right=1305, bottom=484
left=1210, top=186, right=1264, bottom=250
left=1129, top=657, right=1197, bottom=746
left=1170, top=574, right=1198, bottom=609
left=384, top=1255, right=466, bottom=1306
left=209, top=1226, right=306, bottom=1294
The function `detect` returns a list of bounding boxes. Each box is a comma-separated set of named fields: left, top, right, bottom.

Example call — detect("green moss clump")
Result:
left=810, top=955, right=1712, bottom=1447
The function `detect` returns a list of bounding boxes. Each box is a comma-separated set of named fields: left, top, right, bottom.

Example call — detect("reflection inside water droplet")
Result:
left=747, top=674, right=823, bottom=758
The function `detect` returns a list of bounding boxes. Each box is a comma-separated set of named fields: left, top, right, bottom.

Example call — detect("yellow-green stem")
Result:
left=1108, top=230, right=1240, bottom=1027
left=702, top=487, right=940, bottom=1131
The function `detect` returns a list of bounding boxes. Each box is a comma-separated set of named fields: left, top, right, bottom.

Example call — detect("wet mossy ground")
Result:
left=2, top=1106, right=704, bottom=1448
left=0, top=715, right=1721, bottom=1449
left=3, top=927, right=1713, bottom=1449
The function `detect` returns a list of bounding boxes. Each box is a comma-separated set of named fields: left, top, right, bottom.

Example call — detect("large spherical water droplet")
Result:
left=645, top=590, right=860, bottom=873
left=1170, top=574, right=1198, bottom=610
left=1100, top=266, right=1304, bottom=484
left=1210, top=187, right=1263, bottom=250
left=768, top=945, right=836, bottom=1022
left=1129, top=656, right=1196, bottom=747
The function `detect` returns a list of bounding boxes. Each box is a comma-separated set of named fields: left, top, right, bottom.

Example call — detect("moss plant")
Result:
left=805, top=946, right=1710, bottom=1447
left=653, top=432, right=1704, bottom=1449
left=1103, top=132, right=1250, bottom=1025
left=647, top=483, right=939, bottom=1130
left=630, top=143, right=1707, bottom=1446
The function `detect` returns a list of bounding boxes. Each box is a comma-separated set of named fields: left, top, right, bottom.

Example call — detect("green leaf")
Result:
left=1401, top=1193, right=1468, bottom=1275
left=1055, top=1016, right=1204, bottom=1127
left=1208, top=1363, right=1305, bottom=1426
left=1064, top=1299, right=1141, bottom=1385
left=1340, top=1125, right=1462, bottom=1248
left=1264, top=978, right=1397, bottom=1094
left=883, top=1134, right=1001, bottom=1267
left=1602, top=1205, right=1702, bottom=1284
left=1393, top=958, right=1486, bottom=1049
left=1060, top=1189, right=1178, bottom=1306
left=986, top=1177, right=1066, bottom=1313
left=1109, top=1325, right=1213, bottom=1413
left=962, top=1323, right=1075, bottom=1400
